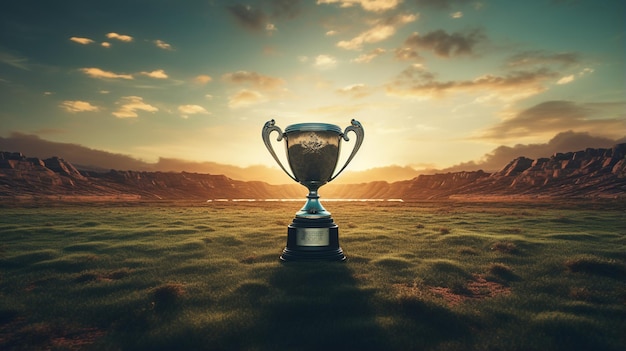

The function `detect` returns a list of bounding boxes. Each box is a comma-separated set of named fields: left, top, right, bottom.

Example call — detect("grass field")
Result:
left=1, top=200, right=625, bottom=350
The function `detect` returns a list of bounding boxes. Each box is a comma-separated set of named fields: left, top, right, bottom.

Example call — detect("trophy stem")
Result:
left=282, top=183, right=345, bottom=261
left=295, top=184, right=331, bottom=219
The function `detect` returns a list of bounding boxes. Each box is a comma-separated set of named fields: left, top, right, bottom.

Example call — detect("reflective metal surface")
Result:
left=285, top=129, right=341, bottom=185
left=261, top=119, right=364, bottom=219
left=296, top=227, right=330, bottom=246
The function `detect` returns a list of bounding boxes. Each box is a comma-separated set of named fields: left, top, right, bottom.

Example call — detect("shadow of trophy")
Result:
left=262, top=119, right=364, bottom=262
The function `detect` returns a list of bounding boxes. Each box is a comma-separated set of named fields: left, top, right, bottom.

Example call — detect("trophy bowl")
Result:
left=262, top=119, right=364, bottom=261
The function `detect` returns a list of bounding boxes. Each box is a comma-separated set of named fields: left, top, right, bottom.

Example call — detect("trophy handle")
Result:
left=262, top=119, right=297, bottom=182
left=329, top=119, right=364, bottom=182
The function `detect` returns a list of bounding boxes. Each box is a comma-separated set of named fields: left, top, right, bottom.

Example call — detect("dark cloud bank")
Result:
left=443, top=131, right=626, bottom=174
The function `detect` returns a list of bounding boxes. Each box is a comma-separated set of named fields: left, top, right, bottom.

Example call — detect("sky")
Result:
left=1, top=0, right=625, bottom=183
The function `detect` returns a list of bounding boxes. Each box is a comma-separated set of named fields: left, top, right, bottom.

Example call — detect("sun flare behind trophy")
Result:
left=262, top=119, right=364, bottom=261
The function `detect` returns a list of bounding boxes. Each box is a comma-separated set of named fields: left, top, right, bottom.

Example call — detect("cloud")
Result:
left=445, top=131, right=626, bottom=172
left=227, top=4, right=267, bottom=31
left=226, top=1, right=301, bottom=32
left=0, top=52, right=30, bottom=70
left=154, top=39, right=172, bottom=50
left=503, top=54, right=592, bottom=86
left=337, top=25, right=395, bottom=50
left=317, top=0, right=402, bottom=12
left=478, top=100, right=626, bottom=141
left=563, top=67, right=595, bottom=83
left=80, top=67, right=133, bottom=80
left=352, top=48, right=386, bottom=63
left=337, top=84, right=372, bottom=98
left=222, top=70, right=285, bottom=90
left=178, top=104, right=209, bottom=118
left=337, top=13, right=417, bottom=50
left=505, top=50, right=580, bottom=68
left=433, top=65, right=592, bottom=102
left=140, top=69, right=168, bottom=79
left=228, top=89, right=267, bottom=108
left=112, top=96, right=158, bottom=118
left=266, top=23, right=277, bottom=33
left=314, top=54, right=338, bottom=69
left=579, top=67, right=594, bottom=75
left=402, top=28, right=486, bottom=58
left=268, top=0, right=301, bottom=18
left=101, top=42, right=111, bottom=48
left=386, top=64, right=557, bottom=100
left=194, top=75, right=213, bottom=84
left=394, top=47, right=422, bottom=61
left=106, top=32, right=133, bottom=42
left=223, top=70, right=286, bottom=108
left=178, top=105, right=208, bottom=114
left=450, top=11, right=463, bottom=18
left=415, top=0, right=472, bottom=10
left=556, top=75, right=574, bottom=85
left=59, top=100, right=100, bottom=113
left=70, top=37, right=94, bottom=45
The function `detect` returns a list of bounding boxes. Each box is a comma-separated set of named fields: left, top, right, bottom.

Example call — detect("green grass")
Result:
left=0, top=200, right=625, bottom=350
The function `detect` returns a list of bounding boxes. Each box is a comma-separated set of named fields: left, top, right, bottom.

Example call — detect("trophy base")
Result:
left=280, top=218, right=346, bottom=262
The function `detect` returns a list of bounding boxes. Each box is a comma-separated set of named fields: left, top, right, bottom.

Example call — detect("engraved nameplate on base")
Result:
left=296, top=227, right=330, bottom=246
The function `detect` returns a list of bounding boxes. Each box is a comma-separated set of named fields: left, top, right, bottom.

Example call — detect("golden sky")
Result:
left=0, top=0, right=624, bottom=179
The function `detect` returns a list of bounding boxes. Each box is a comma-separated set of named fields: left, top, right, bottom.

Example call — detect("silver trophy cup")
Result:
left=262, top=119, right=364, bottom=261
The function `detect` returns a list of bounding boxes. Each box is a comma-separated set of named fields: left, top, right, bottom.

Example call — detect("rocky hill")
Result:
left=0, top=152, right=302, bottom=201
left=1, top=144, right=625, bottom=201
left=325, top=143, right=626, bottom=200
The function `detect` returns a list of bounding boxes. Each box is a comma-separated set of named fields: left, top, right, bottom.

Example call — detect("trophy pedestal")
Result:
left=280, top=217, right=346, bottom=262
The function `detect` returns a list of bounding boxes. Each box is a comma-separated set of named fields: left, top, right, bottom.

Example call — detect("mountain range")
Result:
left=3, top=131, right=625, bottom=185
left=1, top=143, right=625, bottom=201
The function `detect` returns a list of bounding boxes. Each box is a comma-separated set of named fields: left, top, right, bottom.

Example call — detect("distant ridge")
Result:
left=326, top=143, right=626, bottom=199
left=1, top=144, right=625, bottom=201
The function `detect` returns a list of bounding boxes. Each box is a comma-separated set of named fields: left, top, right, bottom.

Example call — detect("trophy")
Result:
left=262, top=119, right=364, bottom=261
